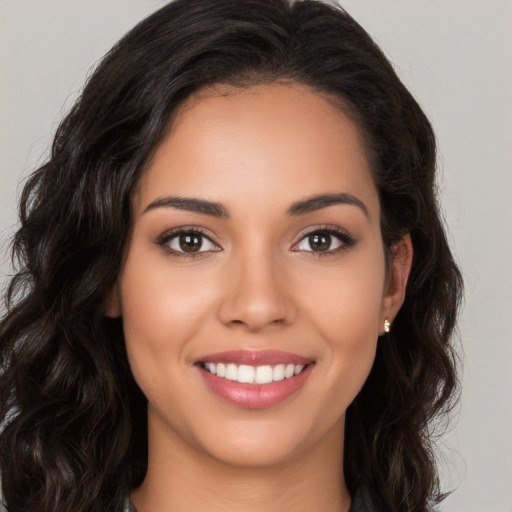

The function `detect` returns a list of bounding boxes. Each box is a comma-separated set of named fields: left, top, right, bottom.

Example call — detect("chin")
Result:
left=203, top=434, right=306, bottom=469
left=189, top=409, right=343, bottom=470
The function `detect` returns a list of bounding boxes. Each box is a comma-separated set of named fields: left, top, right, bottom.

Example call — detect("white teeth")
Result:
left=237, top=364, right=255, bottom=383
left=273, top=364, right=285, bottom=381
left=225, top=363, right=238, bottom=381
left=255, top=365, right=273, bottom=384
left=284, top=363, right=295, bottom=378
left=202, top=362, right=308, bottom=384
left=216, top=363, right=226, bottom=377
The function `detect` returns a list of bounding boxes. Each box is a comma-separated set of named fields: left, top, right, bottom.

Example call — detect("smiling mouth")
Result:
left=199, top=362, right=309, bottom=385
left=195, top=350, right=315, bottom=408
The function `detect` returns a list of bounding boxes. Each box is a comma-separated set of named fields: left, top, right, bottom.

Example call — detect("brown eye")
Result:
left=179, top=233, right=202, bottom=252
left=294, top=229, right=351, bottom=254
left=308, top=233, right=332, bottom=252
left=166, top=231, right=218, bottom=254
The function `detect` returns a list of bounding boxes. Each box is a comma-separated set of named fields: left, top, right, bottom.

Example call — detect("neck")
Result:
left=132, top=412, right=351, bottom=512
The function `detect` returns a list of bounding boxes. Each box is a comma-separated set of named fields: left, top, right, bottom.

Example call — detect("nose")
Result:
left=218, top=249, right=295, bottom=332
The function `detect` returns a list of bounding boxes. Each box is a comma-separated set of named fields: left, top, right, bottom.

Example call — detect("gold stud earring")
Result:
left=384, top=319, right=391, bottom=333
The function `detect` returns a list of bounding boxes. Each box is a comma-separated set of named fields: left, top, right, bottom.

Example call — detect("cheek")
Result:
left=117, top=247, right=219, bottom=399
left=119, top=244, right=218, bottom=344
left=301, top=247, right=386, bottom=338
left=297, top=250, right=385, bottom=404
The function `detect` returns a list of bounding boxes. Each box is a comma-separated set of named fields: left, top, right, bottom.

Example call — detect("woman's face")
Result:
left=108, top=83, right=409, bottom=468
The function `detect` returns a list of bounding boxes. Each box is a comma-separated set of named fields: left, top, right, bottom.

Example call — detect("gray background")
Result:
left=1, top=1, right=511, bottom=510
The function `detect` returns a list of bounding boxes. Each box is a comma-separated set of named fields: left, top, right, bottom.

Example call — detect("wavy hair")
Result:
left=0, top=1, right=462, bottom=511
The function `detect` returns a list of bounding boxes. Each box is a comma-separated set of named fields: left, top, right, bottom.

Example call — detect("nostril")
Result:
left=227, top=317, right=287, bottom=332
left=217, top=276, right=295, bottom=331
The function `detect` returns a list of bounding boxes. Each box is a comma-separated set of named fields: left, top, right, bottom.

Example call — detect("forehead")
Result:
left=135, top=83, right=378, bottom=218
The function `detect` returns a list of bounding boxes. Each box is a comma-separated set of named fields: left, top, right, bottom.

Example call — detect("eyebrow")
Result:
left=287, top=193, right=369, bottom=218
left=143, top=196, right=229, bottom=218
left=143, top=192, right=368, bottom=219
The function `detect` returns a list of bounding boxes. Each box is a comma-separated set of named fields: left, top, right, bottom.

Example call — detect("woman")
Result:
left=0, top=0, right=462, bottom=511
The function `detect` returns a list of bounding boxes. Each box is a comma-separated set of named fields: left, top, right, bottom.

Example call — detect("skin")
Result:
left=106, top=83, right=412, bottom=512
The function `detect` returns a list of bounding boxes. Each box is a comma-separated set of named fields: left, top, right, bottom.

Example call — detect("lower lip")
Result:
left=198, top=364, right=314, bottom=409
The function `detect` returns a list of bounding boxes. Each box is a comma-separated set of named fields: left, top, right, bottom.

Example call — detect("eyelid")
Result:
left=291, top=224, right=357, bottom=254
left=155, top=226, right=222, bottom=258
left=154, top=224, right=357, bottom=259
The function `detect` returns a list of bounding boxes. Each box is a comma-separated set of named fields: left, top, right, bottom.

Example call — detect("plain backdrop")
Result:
left=1, top=1, right=511, bottom=511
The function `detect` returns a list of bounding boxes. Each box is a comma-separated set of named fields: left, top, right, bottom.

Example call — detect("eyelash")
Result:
left=292, top=225, right=357, bottom=258
left=155, top=225, right=357, bottom=260
left=155, top=227, right=219, bottom=260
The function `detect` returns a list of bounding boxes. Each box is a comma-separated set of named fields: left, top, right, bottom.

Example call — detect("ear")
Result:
left=379, top=233, right=413, bottom=333
left=104, top=282, right=121, bottom=318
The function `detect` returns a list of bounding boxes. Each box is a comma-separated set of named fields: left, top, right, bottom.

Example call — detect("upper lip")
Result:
left=196, top=350, right=313, bottom=366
